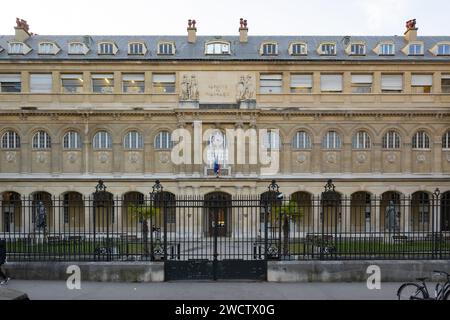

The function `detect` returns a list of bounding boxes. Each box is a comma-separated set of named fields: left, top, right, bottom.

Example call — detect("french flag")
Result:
left=213, top=157, right=221, bottom=177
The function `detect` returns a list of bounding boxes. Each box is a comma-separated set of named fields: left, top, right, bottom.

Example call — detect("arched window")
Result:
left=263, top=130, right=281, bottom=150
left=38, top=42, right=55, bottom=55
left=93, top=131, right=112, bottom=149
left=1, top=131, right=20, bottom=149
left=352, top=131, right=371, bottom=149
left=442, top=131, right=450, bottom=149
left=32, top=131, right=51, bottom=149
left=158, top=42, right=175, bottom=55
left=124, top=131, right=143, bottom=149
left=128, top=42, right=146, bottom=55
left=290, top=43, right=307, bottom=55
left=412, top=131, right=430, bottom=149
left=68, top=42, right=85, bottom=55
left=205, top=42, right=230, bottom=55
left=292, top=131, right=311, bottom=149
left=322, top=131, right=341, bottom=149
left=382, top=130, right=401, bottom=149
left=63, top=131, right=82, bottom=149
left=154, top=131, right=172, bottom=150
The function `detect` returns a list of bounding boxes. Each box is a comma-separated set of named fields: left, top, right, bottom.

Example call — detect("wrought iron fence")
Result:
left=1, top=180, right=449, bottom=262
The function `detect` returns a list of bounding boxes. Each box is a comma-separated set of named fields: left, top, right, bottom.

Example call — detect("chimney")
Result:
left=239, top=18, right=248, bottom=43
left=404, top=19, right=418, bottom=42
left=187, top=19, right=197, bottom=44
left=14, top=17, right=31, bottom=42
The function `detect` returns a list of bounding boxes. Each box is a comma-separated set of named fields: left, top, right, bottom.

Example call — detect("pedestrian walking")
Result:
left=0, top=239, right=10, bottom=285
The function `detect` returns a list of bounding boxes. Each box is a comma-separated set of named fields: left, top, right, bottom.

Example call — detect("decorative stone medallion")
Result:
left=98, top=152, right=109, bottom=164
left=5, top=151, right=16, bottom=163
left=386, top=153, right=396, bottom=163
left=356, top=153, right=367, bottom=164
left=159, top=152, right=170, bottom=164
left=326, top=152, right=337, bottom=164
left=296, top=153, right=307, bottom=164
left=416, top=153, right=426, bottom=163
left=128, top=152, right=139, bottom=164
left=36, top=152, right=47, bottom=164
left=67, top=152, right=77, bottom=164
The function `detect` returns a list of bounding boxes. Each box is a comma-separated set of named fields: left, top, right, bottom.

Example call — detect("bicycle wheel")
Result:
left=397, top=283, right=426, bottom=300
left=444, top=291, right=450, bottom=300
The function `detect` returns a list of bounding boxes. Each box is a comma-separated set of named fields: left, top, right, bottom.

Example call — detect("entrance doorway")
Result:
left=205, top=192, right=231, bottom=237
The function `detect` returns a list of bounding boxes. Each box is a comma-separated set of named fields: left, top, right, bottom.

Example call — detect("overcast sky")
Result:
left=1, top=0, right=448, bottom=36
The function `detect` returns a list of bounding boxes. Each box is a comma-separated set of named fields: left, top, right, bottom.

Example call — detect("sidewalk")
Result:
left=3, top=280, right=403, bottom=300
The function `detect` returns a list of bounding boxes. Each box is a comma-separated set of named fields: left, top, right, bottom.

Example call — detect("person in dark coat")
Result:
left=0, top=239, right=10, bottom=285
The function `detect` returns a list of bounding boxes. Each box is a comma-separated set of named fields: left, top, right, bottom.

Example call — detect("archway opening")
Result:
left=63, top=192, right=85, bottom=232
left=411, top=192, right=430, bottom=232
left=1, top=191, right=21, bottom=233
left=350, top=192, right=372, bottom=232
left=204, top=192, right=231, bottom=237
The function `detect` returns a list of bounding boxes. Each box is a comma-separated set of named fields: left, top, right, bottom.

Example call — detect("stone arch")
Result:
left=350, top=191, right=372, bottom=232
left=290, top=191, right=314, bottom=231
left=1, top=191, right=22, bottom=233
left=61, top=191, right=85, bottom=231
left=411, top=191, right=432, bottom=232
left=204, top=191, right=232, bottom=237
left=380, top=191, right=403, bottom=232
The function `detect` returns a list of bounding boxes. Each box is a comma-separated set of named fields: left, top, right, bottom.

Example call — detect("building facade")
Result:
left=0, top=19, right=450, bottom=235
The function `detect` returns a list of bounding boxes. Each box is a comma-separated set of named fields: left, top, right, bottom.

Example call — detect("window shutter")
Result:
left=122, top=74, right=145, bottom=81
left=381, top=75, right=403, bottom=90
left=153, top=74, right=175, bottom=83
left=351, top=74, right=373, bottom=84
left=411, top=75, right=433, bottom=86
left=321, top=75, right=343, bottom=91
left=30, top=74, right=52, bottom=93
left=291, top=74, right=312, bottom=87
left=0, top=74, right=21, bottom=82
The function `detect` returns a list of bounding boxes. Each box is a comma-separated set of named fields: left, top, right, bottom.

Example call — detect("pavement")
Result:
left=1, top=280, right=406, bottom=300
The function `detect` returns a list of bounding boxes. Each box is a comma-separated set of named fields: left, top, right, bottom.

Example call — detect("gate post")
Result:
left=432, top=188, right=441, bottom=259
left=265, top=180, right=281, bottom=260
left=321, top=179, right=339, bottom=260
left=94, top=180, right=109, bottom=261
left=151, top=180, right=164, bottom=261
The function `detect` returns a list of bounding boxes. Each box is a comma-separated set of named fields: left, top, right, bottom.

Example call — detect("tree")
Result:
left=128, top=203, right=159, bottom=257
left=271, top=200, right=304, bottom=256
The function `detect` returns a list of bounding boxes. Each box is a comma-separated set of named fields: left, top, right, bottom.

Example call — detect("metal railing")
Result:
left=1, top=180, right=449, bottom=262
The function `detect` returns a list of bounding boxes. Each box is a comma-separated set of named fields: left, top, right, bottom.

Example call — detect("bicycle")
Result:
left=397, top=270, right=450, bottom=300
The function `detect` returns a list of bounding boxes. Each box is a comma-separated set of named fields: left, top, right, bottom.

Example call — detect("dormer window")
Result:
left=128, top=42, right=146, bottom=55
left=261, top=43, right=278, bottom=56
left=68, top=42, right=87, bottom=55
left=289, top=42, right=307, bottom=55
left=38, top=42, right=58, bottom=55
left=438, top=44, right=450, bottom=55
left=205, top=41, right=230, bottom=55
left=98, top=42, right=116, bottom=55
left=350, top=43, right=365, bottom=55
left=8, top=42, right=24, bottom=54
left=379, top=43, right=395, bottom=55
left=320, top=43, right=336, bottom=55
left=158, top=42, right=175, bottom=55
left=408, top=43, right=423, bottom=55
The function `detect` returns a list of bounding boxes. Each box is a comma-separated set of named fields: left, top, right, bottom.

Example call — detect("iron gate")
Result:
left=164, top=189, right=270, bottom=281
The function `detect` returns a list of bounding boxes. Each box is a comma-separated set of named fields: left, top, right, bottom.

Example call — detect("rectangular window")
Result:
left=320, top=74, right=343, bottom=92
left=259, top=74, right=283, bottom=94
left=99, top=43, right=114, bottom=55
left=380, top=44, right=394, bottom=55
left=409, top=44, right=422, bottom=55
left=129, top=43, right=144, bottom=55
left=290, top=74, right=312, bottom=93
left=30, top=74, right=52, bottom=93
left=442, top=74, right=450, bottom=93
left=263, top=44, right=277, bottom=55
left=122, top=74, right=145, bottom=93
left=9, top=43, right=23, bottom=54
left=152, top=74, right=175, bottom=93
left=291, top=44, right=306, bottom=55
left=92, top=74, right=114, bottom=93
left=411, top=74, right=432, bottom=94
left=321, top=44, right=336, bottom=55
left=350, top=44, right=365, bottom=55
left=61, top=74, right=84, bottom=93
left=158, top=43, right=174, bottom=55
left=381, top=74, right=403, bottom=93
left=0, top=74, right=21, bottom=92
left=351, top=74, right=373, bottom=93
left=438, top=44, right=450, bottom=55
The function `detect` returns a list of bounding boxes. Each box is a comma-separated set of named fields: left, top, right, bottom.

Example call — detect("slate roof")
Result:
left=0, top=35, right=450, bottom=61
